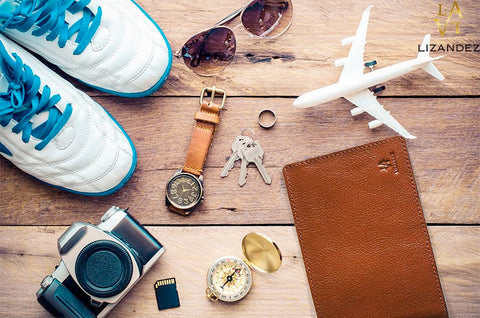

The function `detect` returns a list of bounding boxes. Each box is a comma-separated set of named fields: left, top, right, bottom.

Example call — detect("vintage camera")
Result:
left=37, top=207, right=165, bottom=317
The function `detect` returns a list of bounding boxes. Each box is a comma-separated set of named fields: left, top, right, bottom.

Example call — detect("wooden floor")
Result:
left=1, top=0, right=479, bottom=317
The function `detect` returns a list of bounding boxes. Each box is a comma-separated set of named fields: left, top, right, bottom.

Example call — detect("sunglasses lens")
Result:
left=180, top=26, right=236, bottom=76
left=241, top=0, right=293, bottom=38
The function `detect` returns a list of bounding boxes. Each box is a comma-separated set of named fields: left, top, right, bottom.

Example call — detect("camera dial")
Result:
left=101, top=206, right=125, bottom=222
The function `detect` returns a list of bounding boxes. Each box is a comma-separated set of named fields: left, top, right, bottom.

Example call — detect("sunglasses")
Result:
left=175, top=0, right=293, bottom=76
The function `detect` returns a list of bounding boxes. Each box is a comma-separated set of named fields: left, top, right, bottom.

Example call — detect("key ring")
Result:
left=241, top=128, right=255, bottom=138
left=258, top=109, right=276, bottom=129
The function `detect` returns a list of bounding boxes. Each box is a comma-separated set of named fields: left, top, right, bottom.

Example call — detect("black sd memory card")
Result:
left=154, top=278, right=180, bottom=310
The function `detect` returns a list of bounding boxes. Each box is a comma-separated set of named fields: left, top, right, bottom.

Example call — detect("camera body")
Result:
left=37, top=207, right=165, bottom=317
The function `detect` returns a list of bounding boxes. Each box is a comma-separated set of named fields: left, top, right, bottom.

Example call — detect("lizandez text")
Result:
left=418, top=43, right=479, bottom=53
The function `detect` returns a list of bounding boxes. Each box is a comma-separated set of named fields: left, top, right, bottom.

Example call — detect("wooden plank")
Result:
left=0, top=226, right=477, bottom=317
left=0, top=97, right=477, bottom=225
left=69, top=0, right=480, bottom=97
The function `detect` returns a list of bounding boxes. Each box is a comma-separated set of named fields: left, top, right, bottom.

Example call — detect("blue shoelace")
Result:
left=0, top=0, right=102, bottom=55
left=0, top=40, right=72, bottom=151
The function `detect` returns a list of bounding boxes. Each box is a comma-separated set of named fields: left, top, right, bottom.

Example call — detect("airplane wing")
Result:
left=338, top=5, right=373, bottom=82
left=344, top=89, right=416, bottom=139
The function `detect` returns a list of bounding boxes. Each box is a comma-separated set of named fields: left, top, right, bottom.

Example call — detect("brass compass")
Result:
left=205, top=233, right=282, bottom=302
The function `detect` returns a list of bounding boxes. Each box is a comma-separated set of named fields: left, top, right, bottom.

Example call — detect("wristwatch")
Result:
left=166, top=87, right=226, bottom=215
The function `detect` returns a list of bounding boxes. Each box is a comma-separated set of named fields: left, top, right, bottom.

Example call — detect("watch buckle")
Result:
left=200, top=86, right=226, bottom=109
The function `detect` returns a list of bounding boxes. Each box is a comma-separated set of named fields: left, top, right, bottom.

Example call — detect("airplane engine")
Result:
left=341, top=36, right=355, bottom=46
left=334, top=58, right=347, bottom=67
left=350, top=107, right=365, bottom=116
left=368, top=120, right=384, bottom=129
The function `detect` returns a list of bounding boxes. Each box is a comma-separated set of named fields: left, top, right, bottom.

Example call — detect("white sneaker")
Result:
left=0, top=0, right=172, bottom=97
left=0, top=34, right=136, bottom=194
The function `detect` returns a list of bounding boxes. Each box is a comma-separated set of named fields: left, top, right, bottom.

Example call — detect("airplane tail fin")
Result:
left=417, top=34, right=445, bottom=81
left=417, top=34, right=431, bottom=59
left=421, top=61, right=445, bottom=80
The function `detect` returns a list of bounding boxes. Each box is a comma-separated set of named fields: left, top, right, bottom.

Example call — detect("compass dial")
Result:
left=206, top=256, right=252, bottom=302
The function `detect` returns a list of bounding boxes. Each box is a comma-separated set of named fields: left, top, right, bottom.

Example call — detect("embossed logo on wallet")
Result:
left=378, top=152, right=399, bottom=174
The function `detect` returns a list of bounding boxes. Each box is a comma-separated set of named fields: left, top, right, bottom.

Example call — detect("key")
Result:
left=220, top=135, right=253, bottom=177
left=221, top=135, right=252, bottom=177
left=242, top=140, right=272, bottom=185
left=237, top=140, right=253, bottom=186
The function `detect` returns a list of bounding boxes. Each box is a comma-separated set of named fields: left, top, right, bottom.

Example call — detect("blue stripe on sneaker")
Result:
left=83, top=0, right=172, bottom=98
left=0, top=142, right=12, bottom=156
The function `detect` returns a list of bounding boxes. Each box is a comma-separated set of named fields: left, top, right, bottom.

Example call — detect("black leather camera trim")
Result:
left=111, top=213, right=163, bottom=267
left=37, top=278, right=97, bottom=318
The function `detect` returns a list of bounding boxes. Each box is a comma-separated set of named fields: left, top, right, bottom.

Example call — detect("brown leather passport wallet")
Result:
left=283, top=137, right=448, bottom=318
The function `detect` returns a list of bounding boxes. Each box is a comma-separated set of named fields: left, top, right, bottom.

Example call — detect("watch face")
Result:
left=206, top=256, right=252, bottom=302
left=166, top=172, right=203, bottom=210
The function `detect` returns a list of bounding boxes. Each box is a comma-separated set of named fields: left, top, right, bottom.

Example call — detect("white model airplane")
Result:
left=293, top=5, right=445, bottom=139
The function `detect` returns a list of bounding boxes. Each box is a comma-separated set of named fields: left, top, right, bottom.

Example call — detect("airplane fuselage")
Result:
left=295, top=57, right=435, bottom=107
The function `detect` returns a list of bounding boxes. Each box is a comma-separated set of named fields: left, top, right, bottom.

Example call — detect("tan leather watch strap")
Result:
left=183, top=100, right=221, bottom=176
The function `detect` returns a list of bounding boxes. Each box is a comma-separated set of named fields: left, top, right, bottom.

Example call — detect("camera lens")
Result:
left=75, top=240, right=133, bottom=298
